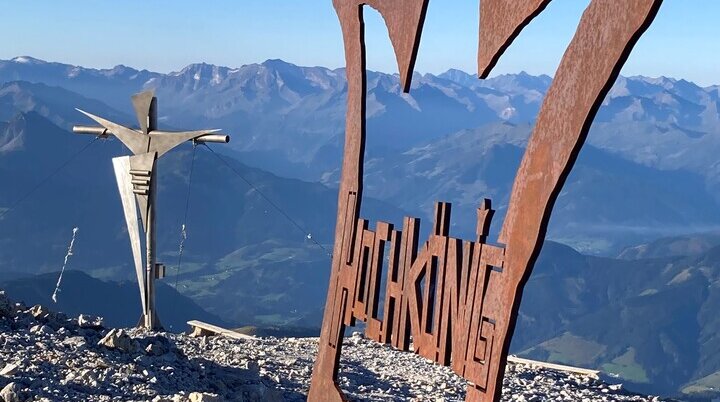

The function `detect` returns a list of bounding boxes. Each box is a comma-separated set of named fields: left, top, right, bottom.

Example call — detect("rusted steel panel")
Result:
left=365, top=222, right=392, bottom=340
left=433, top=201, right=451, bottom=236
left=394, top=216, right=419, bottom=351
left=376, top=228, right=402, bottom=344
left=309, top=1, right=662, bottom=401
left=437, top=237, right=462, bottom=366
left=308, top=1, right=428, bottom=400
left=478, top=0, right=551, bottom=78
left=422, top=235, right=448, bottom=362
left=485, top=1, right=663, bottom=400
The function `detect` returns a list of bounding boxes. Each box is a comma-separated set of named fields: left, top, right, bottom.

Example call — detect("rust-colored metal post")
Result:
left=308, top=1, right=428, bottom=400
left=475, top=1, right=663, bottom=399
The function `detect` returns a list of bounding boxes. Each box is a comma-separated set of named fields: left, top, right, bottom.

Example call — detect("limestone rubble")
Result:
left=0, top=291, right=666, bottom=401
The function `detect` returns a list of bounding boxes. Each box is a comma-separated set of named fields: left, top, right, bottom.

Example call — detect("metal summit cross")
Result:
left=73, top=91, right=230, bottom=330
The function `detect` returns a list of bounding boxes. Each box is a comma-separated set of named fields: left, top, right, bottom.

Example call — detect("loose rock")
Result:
left=78, top=314, right=104, bottom=329
left=0, top=290, right=668, bottom=401
left=0, top=363, right=18, bottom=376
left=0, top=291, right=13, bottom=317
left=98, top=328, right=139, bottom=353
left=188, top=392, right=221, bottom=402
left=1, top=382, right=21, bottom=402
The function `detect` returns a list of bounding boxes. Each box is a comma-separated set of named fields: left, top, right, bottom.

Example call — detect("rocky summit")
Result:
left=0, top=290, right=663, bottom=401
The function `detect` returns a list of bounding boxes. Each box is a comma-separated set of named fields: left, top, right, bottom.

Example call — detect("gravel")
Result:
left=0, top=290, right=668, bottom=401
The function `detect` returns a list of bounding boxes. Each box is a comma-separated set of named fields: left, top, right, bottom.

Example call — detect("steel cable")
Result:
left=200, top=143, right=332, bottom=259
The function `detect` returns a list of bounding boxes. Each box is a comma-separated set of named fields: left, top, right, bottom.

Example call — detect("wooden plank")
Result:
left=187, top=320, right=256, bottom=341
left=507, top=355, right=600, bottom=378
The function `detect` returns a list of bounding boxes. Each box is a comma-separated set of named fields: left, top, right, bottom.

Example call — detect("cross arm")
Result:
left=72, top=125, right=230, bottom=144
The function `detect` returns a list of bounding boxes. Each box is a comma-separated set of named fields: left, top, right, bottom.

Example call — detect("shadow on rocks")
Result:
left=338, top=359, right=416, bottom=401
left=22, top=330, right=303, bottom=401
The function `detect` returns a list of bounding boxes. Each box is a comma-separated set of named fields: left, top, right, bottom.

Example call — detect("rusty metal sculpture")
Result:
left=309, top=0, right=663, bottom=401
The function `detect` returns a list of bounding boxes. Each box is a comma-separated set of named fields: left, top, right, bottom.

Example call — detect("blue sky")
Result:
left=2, top=1, right=719, bottom=85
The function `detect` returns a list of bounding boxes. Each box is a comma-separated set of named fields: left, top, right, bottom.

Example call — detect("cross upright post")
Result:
left=73, top=90, right=230, bottom=330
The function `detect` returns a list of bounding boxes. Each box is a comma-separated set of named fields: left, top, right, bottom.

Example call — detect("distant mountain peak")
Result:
left=174, top=62, right=215, bottom=74
left=437, top=68, right=478, bottom=87
left=166, top=63, right=235, bottom=88
left=11, top=56, right=45, bottom=65
left=261, top=58, right=297, bottom=69
left=629, top=75, right=677, bottom=86
left=441, top=68, right=473, bottom=77
left=0, top=112, right=29, bottom=153
left=107, top=64, right=134, bottom=74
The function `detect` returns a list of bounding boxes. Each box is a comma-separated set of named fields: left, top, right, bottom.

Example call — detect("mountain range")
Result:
left=3, top=56, right=720, bottom=399
left=0, top=109, right=404, bottom=329
left=514, top=236, right=720, bottom=398
left=0, top=270, right=223, bottom=331
left=3, top=56, right=720, bottom=253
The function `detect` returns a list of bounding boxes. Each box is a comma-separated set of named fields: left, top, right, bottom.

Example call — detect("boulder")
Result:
left=0, top=382, right=21, bottom=402
left=97, top=329, right=139, bottom=353
left=0, top=363, right=18, bottom=376
left=27, top=305, right=49, bottom=320
left=0, top=291, right=13, bottom=317
left=29, top=325, right=53, bottom=335
left=188, top=392, right=221, bottom=402
left=62, top=336, right=87, bottom=348
left=145, top=341, right=168, bottom=356
left=78, top=314, right=104, bottom=329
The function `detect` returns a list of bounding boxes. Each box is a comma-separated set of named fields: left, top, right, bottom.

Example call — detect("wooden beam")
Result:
left=186, top=320, right=256, bottom=341
left=507, top=356, right=600, bottom=378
